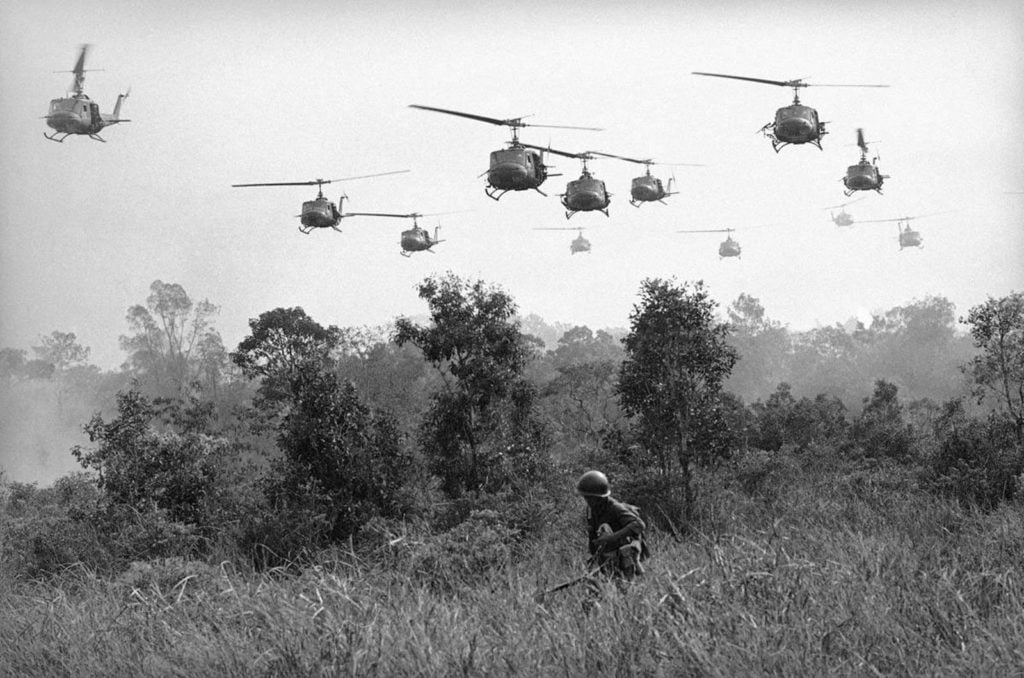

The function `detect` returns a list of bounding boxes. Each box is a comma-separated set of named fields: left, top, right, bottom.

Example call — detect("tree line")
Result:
left=1, top=275, right=1022, bottom=577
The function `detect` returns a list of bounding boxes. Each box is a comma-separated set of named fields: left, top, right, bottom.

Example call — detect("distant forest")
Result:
left=0, top=279, right=999, bottom=485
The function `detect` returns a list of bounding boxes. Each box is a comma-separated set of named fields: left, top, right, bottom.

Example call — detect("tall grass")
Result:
left=2, top=450, right=1023, bottom=676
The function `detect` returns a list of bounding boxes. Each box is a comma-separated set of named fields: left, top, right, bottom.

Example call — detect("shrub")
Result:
left=923, top=401, right=1022, bottom=508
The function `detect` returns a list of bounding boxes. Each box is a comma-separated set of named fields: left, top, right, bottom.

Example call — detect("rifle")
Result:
left=533, top=546, right=606, bottom=603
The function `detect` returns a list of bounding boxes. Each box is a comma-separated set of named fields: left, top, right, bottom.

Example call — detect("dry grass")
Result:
left=3, top=454, right=1023, bottom=676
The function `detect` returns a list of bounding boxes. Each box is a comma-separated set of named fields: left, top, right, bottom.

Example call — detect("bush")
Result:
left=410, top=510, right=520, bottom=590
left=73, top=389, right=257, bottom=543
left=923, top=402, right=1022, bottom=508
left=852, top=380, right=912, bottom=459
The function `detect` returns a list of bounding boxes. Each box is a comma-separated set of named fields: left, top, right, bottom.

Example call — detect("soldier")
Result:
left=576, top=470, right=647, bottom=580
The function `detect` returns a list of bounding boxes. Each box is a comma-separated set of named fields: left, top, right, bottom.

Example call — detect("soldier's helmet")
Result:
left=576, top=470, right=610, bottom=498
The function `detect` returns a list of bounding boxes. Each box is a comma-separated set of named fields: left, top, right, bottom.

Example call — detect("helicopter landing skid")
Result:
left=485, top=187, right=508, bottom=201
left=88, top=133, right=107, bottom=143
left=43, top=132, right=70, bottom=143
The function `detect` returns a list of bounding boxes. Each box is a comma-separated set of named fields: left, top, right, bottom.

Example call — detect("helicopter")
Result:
left=408, top=104, right=601, bottom=201
left=534, top=227, right=591, bottom=254
left=341, top=211, right=450, bottom=256
left=588, top=153, right=704, bottom=207
left=858, top=213, right=946, bottom=250
left=44, top=45, right=130, bottom=143
left=842, top=129, right=888, bottom=196
left=677, top=228, right=743, bottom=258
left=823, top=197, right=866, bottom=227
left=522, top=145, right=613, bottom=218
left=231, top=171, right=409, bottom=234
left=691, top=72, right=888, bottom=152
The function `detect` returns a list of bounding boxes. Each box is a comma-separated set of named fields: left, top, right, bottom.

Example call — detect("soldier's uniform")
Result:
left=578, top=470, right=647, bottom=580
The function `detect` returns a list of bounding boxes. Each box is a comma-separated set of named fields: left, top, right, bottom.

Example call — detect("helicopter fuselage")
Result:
left=570, top=235, right=591, bottom=254
left=562, top=174, right=610, bottom=218
left=843, top=160, right=885, bottom=195
left=831, top=211, right=855, bottom=227
left=630, top=175, right=667, bottom=204
left=766, top=104, right=825, bottom=151
left=487, top=147, right=546, bottom=193
left=45, top=92, right=128, bottom=142
left=400, top=225, right=442, bottom=254
left=898, top=226, right=922, bottom=249
left=719, top=236, right=742, bottom=258
left=300, top=197, right=342, bottom=232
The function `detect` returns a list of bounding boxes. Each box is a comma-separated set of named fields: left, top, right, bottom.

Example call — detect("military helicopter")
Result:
left=231, top=171, right=409, bottom=234
left=842, top=129, right=888, bottom=196
left=534, top=227, right=591, bottom=254
left=341, top=210, right=452, bottom=256
left=691, top=72, right=888, bottom=152
left=44, top=45, right=130, bottom=143
left=859, top=212, right=948, bottom=250
left=522, top=145, right=613, bottom=218
left=823, top=197, right=865, bottom=227
left=409, top=104, right=601, bottom=200
left=588, top=153, right=704, bottom=207
left=677, top=228, right=743, bottom=258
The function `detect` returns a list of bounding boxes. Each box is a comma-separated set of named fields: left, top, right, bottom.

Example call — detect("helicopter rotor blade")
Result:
left=533, top=227, right=588, bottom=231
left=409, top=104, right=600, bottom=131
left=694, top=72, right=888, bottom=89
left=808, top=83, right=890, bottom=88
left=409, top=104, right=510, bottom=126
left=232, top=181, right=323, bottom=188
left=858, top=211, right=952, bottom=224
left=326, top=170, right=411, bottom=182
left=857, top=128, right=867, bottom=152
left=677, top=228, right=734, bottom=234
left=344, top=209, right=472, bottom=220
left=587, top=151, right=650, bottom=164
left=342, top=212, right=414, bottom=219
left=692, top=71, right=805, bottom=88
left=231, top=170, right=409, bottom=189
left=520, top=143, right=584, bottom=159
left=517, top=123, right=604, bottom=131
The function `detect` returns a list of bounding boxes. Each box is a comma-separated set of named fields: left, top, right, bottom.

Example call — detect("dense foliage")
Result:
left=618, top=278, right=738, bottom=522
left=395, top=272, right=552, bottom=496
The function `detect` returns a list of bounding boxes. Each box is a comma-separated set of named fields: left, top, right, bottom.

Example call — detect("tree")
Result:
left=272, top=370, right=412, bottom=541
left=0, top=348, right=28, bottom=383
left=32, top=330, right=90, bottom=374
left=119, top=280, right=224, bottom=398
left=852, top=380, right=912, bottom=458
left=963, top=292, right=1024, bottom=448
left=866, top=296, right=972, bottom=402
left=395, top=273, right=549, bottom=495
left=231, top=307, right=342, bottom=417
left=72, top=389, right=250, bottom=537
left=542, top=326, right=626, bottom=453
left=31, top=331, right=91, bottom=416
left=725, top=294, right=791, bottom=401
left=617, top=279, right=738, bottom=521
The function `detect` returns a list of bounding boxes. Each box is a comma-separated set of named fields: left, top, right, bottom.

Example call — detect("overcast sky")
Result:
left=1, top=1, right=1022, bottom=370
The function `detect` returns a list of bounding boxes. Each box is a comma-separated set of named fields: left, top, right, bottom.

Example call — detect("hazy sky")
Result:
left=1, top=1, right=1022, bottom=370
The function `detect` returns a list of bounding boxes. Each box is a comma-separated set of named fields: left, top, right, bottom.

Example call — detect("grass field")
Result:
left=2, top=451, right=1023, bottom=677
